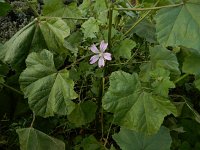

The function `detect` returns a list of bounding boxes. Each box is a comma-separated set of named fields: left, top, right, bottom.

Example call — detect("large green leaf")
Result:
left=17, top=128, right=65, bottom=150
left=0, top=18, right=70, bottom=70
left=19, top=50, right=77, bottom=117
left=113, top=126, right=172, bottom=150
left=43, top=0, right=81, bottom=29
left=140, top=45, right=180, bottom=81
left=0, top=21, right=36, bottom=70
left=103, top=71, right=177, bottom=134
left=155, top=0, right=200, bottom=50
left=112, top=38, right=136, bottom=59
left=68, top=101, right=97, bottom=126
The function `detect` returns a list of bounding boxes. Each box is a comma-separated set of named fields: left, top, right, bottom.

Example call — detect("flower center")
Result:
left=99, top=52, right=103, bottom=57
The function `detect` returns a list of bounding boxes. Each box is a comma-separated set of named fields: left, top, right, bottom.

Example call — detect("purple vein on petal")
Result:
left=100, top=40, right=108, bottom=52
left=90, top=55, right=99, bottom=64
left=90, top=44, right=99, bottom=53
left=98, top=57, right=105, bottom=68
left=103, top=53, right=112, bottom=60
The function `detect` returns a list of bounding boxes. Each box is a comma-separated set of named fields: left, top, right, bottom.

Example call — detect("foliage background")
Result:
left=1, top=0, right=200, bottom=150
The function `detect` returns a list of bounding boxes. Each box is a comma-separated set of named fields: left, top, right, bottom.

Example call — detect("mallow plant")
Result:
left=1, top=0, right=200, bottom=149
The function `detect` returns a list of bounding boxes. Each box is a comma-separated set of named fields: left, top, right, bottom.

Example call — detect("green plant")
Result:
left=1, top=0, right=200, bottom=149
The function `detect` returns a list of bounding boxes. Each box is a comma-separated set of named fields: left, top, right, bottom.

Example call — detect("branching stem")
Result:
left=115, top=2, right=183, bottom=11
left=123, top=0, right=160, bottom=36
left=41, top=16, right=88, bottom=20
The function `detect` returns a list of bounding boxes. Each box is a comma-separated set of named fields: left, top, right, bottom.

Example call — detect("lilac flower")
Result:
left=89, top=40, right=112, bottom=68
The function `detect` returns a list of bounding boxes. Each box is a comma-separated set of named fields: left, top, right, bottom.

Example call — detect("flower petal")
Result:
left=103, top=53, right=112, bottom=60
left=90, top=44, right=99, bottom=53
left=90, top=55, right=99, bottom=64
left=98, top=57, right=105, bottom=68
left=100, top=40, right=108, bottom=52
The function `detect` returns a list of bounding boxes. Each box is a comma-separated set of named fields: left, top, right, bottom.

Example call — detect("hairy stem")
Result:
left=108, top=2, right=113, bottom=50
left=30, top=113, right=36, bottom=127
left=115, top=2, right=183, bottom=11
left=174, top=73, right=190, bottom=84
left=41, top=16, right=88, bottom=20
left=101, top=77, right=105, bottom=139
left=104, top=118, right=114, bottom=147
left=123, top=0, right=160, bottom=36
left=65, top=54, right=92, bottom=69
left=1, top=83, right=23, bottom=95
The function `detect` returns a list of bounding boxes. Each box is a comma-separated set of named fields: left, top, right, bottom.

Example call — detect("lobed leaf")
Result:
left=155, top=0, right=200, bottom=50
left=19, top=50, right=77, bottom=117
left=0, top=18, right=70, bottom=71
left=103, top=71, right=177, bottom=134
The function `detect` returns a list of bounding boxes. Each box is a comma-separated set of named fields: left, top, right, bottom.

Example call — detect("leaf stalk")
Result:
left=174, top=73, right=189, bottom=84
left=1, top=83, right=24, bottom=95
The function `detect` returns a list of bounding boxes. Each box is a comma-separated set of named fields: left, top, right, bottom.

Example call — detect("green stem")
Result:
left=104, top=118, right=114, bottom=147
left=96, top=76, right=105, bottom=139
left=174, top=74, right=189, bottom=84
left=171, top=95, right=200, bottom=122
left=115, top=2, right=183, bottom=11
left=41, top=16, right=88, bottom=20
left=1, top=83, right=23, bottom=95
left=65, top=54, right=92, bottom=69
left=123, top=0, right=160, bottom=36
left=108, top=2, right=113, bottom=50
left=30, top=113, right=36, bottom=127
left=61, top=17, right=88, bottom=20
left=101, top=77, right=105, bottom=139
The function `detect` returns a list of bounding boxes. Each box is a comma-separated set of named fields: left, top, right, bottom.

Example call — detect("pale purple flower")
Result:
left=89, top=40, right=112, bottom=68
